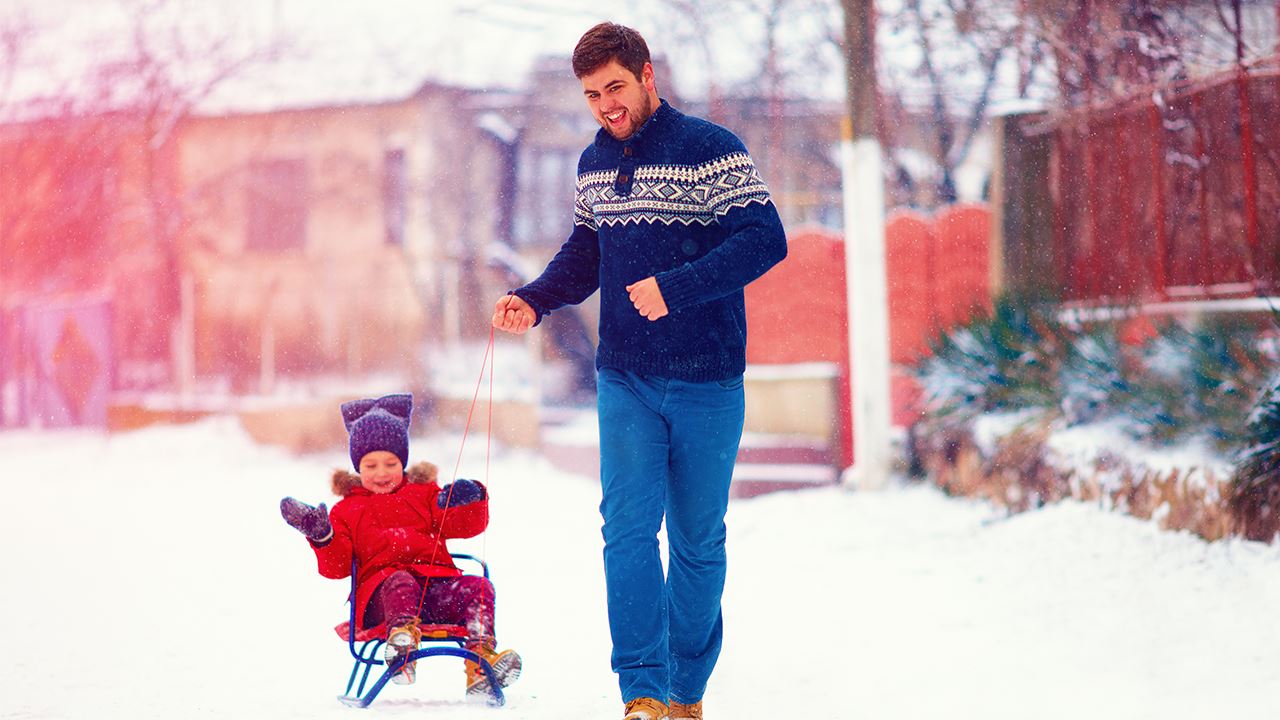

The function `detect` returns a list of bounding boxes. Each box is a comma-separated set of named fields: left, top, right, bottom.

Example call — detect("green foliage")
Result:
left=916, top=298, right=1065, bottom=421
left=916, top=301, right=1280, bottom=541
left=1230, top=380, right=1280, bottom=540
left=1058, top=324, right=1133, bottom=426
left=1183, top=315, right=1274, bottom=447
left=916, top=305, right=1275, bottom=448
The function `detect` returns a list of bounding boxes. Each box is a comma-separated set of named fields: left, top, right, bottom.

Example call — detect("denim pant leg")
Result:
left=664, top=375, right=744, bottom=703
left=597, top=369, right=671, bottom=703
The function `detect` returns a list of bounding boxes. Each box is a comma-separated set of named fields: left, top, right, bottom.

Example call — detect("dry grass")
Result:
left=914, top=420, right=1245, bottom=543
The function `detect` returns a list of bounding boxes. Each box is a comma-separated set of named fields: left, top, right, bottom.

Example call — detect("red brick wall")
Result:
left=933, top=204, right=992, bottom=330
left=744, top=208, right=990, bottom=464
left=885, top=211, right=937, bottom=363
left=745, top=230, right=853, bottom=466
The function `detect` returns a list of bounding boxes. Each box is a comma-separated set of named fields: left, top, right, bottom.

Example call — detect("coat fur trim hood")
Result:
left=330, top=461, right=439, bottom=497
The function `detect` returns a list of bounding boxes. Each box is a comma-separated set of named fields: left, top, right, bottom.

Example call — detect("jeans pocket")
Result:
left=715, top=375, right=744, bottom=390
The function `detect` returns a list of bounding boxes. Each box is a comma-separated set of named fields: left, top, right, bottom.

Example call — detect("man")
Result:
left=492, top=22, right=786, bottom=720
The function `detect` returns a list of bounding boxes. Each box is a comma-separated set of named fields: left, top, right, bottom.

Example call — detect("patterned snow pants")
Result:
left=364, top=570, right=497, bottom=645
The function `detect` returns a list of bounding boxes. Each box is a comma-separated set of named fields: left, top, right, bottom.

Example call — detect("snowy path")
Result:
left=3, top=419, right=1278, bottom=719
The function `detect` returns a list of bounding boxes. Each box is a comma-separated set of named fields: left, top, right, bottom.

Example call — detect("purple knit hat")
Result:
left=341, top=394, right=412, bottom=471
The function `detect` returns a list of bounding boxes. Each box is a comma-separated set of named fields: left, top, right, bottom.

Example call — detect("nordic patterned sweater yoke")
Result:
left=514, top=99, right=787, bottom=383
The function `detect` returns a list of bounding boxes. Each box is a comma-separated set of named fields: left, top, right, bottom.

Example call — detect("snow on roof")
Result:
left=0, top=0, right=611, bottom=120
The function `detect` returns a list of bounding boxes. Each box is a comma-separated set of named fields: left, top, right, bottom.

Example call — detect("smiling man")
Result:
left=491, top=21, right=786, bottom=720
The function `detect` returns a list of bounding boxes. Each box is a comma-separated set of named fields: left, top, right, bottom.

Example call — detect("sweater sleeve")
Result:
left=653, top=138, right=787, bottom=312
left=512, top=165, right=602, bottom=324
left=513, top=222, right=601, bottom=325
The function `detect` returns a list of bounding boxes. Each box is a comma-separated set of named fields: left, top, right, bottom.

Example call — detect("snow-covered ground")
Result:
left=3, top=418, right=1279, bottom=719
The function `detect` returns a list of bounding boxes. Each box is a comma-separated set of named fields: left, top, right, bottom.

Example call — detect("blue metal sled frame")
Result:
left=337, top=554, right=505, bottom=708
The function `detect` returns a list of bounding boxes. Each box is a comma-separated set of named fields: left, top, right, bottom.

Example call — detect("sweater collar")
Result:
left=594, top=98, right=676, bottom=153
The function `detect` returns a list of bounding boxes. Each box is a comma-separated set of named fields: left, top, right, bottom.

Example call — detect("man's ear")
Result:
left=642, top=62, right=655, bottom=91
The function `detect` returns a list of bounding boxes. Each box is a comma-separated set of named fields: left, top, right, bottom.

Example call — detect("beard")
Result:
left=606, top=93, right=656, bottom=140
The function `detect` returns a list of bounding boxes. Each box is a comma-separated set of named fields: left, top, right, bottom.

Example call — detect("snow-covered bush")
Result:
left=916, top=298, right=1065, bottom=422
left=1059, top=327, right=1134, bottom=427
left=918, top=307, right=1275, bottom=448
left=913, top=304, right=1280, bottom=542
left=1230, top=380, right=1280, bottom=541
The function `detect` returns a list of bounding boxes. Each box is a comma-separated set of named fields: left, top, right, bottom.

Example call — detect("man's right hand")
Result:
left=492, top=294, right=536, bottom=335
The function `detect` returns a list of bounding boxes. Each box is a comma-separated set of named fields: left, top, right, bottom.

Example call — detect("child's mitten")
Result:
left=280, top=497, right=333, bottom=544
left=437, top=478, right=487, bottom=508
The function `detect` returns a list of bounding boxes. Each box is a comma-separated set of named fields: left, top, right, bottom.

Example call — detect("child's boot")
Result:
left=383, top=620, right=421, bottom=685
left=464, top=643, right=523, bottom=701
left=622, top=697, right=669, bottom=719
left=668, top=700, right=703, bottom=719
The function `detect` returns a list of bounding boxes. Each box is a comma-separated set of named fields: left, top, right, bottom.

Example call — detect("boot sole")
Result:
left=383, top=642, right=417, bottom=685
left=466, top=651, right=523, bottom=698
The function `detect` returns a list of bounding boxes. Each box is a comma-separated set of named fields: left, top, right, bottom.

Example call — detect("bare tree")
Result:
left=0, top=0, right=290, bottom=386
left=875, top=0, right=1045, bottom=206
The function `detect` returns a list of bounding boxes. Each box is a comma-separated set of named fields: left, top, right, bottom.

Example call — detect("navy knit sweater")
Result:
left=514, top=99, right=787, bottom=382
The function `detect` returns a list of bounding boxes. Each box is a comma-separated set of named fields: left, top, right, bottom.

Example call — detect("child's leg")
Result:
left=363, top=570, right=425, bottom=630
left=424, top=575, right=520, bottom=697
left=420, top=575, right=497, bottom=645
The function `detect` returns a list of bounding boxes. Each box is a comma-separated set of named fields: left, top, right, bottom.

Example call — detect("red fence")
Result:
left=1035, top=60, right=1280, bottom=304
left=745, top=208, right=991, bottom=449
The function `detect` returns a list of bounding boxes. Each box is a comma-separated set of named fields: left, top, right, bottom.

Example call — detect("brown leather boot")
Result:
left=383, top=621, right=421, bottom=685
left=669, top=700, right=703, bottom=719
left=464, top=644, right=523, bottom=701
left=623, top=697, right=669, bottom=719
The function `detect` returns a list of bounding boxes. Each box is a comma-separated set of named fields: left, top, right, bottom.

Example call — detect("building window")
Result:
left=246, top=158, right=307, bottom=251
left=383, top=148, right=407, bottom=247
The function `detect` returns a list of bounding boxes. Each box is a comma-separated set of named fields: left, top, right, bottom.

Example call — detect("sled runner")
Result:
left=336, top=554, right=507, bottom=708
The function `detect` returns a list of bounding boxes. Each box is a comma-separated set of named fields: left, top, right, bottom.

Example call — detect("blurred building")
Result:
left=176, top=81, right=504, bottom=392
left=0, top=46, right=988, bottom=425
left=0, top=112, right=179, bottom=426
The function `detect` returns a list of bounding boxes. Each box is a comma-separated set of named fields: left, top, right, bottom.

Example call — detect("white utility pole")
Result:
left=840, top=0, right=893, bottom=491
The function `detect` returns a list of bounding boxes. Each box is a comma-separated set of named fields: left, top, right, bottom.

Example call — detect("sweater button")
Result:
left=618, top=173, right=631, bottom=183
left=623, top=146, right=633, bottom=157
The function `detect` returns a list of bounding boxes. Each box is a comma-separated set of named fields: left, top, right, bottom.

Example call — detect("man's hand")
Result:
left=625, top=277, right=669, bottom=321
left=492, top=294, right=535, bottom=334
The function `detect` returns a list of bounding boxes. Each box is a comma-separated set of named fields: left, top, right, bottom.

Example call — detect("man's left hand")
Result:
left=625, top=277, right=669, bottom=321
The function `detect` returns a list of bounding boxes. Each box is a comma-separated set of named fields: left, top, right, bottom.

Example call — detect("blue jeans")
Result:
left=596, top=368, right=745, bottom=704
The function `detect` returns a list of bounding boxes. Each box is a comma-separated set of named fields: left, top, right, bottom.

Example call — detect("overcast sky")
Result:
left=3, top=0, right=781, bottom=113
left=2, top=0, right=1067, bottom=117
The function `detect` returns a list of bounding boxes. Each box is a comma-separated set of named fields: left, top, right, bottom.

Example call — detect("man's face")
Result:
left=580, top=59, right=657, bottom=141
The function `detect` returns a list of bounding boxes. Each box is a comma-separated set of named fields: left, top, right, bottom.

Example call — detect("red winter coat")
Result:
left=308, top=462, right=488, bottom=632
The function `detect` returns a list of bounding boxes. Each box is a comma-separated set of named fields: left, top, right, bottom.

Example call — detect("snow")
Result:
left=4, top=418, right=1280, bottom=719
left=1045, top=419, right=1234, bottom=481
left=743, top=362, right=839, bottom=381
left=970, top=409, right=1042, bottom=456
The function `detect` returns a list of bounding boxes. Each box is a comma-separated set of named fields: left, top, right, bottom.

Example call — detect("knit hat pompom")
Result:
left=341, top=394, right=412, bottom=471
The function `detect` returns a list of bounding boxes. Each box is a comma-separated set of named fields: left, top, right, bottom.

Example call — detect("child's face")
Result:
left=358, top=451, right=405, bottom=494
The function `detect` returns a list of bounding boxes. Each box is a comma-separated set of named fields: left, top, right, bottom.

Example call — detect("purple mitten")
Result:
left=437, top=479, right=487, bottom=508
left=280, top=497, right=333, bottom=544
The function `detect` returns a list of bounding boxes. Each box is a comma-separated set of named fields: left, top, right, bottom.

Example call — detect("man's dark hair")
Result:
left=572, top=22, right=651, bottom=80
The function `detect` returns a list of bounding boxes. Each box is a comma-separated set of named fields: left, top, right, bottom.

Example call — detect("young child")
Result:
left=280, top=393, right=521, bottom=698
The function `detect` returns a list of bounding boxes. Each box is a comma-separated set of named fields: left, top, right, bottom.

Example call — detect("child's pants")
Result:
left=365, top=571, right=497, bottom=645
left=596, top=367, right=745, bottom=706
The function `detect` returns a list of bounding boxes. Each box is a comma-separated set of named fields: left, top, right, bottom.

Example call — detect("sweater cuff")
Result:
left=655, top=264, right=704, bottom=313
